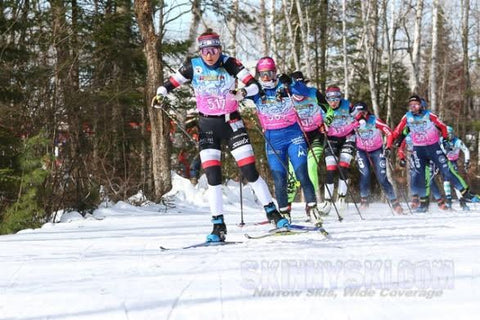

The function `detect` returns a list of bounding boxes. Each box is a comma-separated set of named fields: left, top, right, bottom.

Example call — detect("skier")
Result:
left=152, top=30, right=288, bottom=242
left=440, top=126, right=471, bottom=210
left=319, top=85, right=359, bottom=214
left=247, top=57, right=323, bottom=226
left=286, top=71, right=334, bottom=221
left=352, top=101, right=403, bottom=213
left=392, top=95, right=479, bottom=212
left=397, top=133, right=448, bottom=210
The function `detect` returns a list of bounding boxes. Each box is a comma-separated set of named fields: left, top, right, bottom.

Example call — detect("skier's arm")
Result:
left=160, top=57, right=194, bottom=94
left=429, top=113, right=448, bottom=139
left=392, top=115, right=408, bottom=141
left=458, top=139, right=470, bottom=162
left=375, top=118, right=394, bottom=149
left=397, top=139, right=407, bottom=160
left=224, top=57, right=260, bottom=97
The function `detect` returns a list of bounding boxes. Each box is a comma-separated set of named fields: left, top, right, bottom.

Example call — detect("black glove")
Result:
left=324, top=113, right=334, bottom=126
left=442, top=139, right=452, bottom=153
left=151, top=95, right=167, bottom=108
left=383, top=148, right=391, bottom=159
left=399, top=159, right=406, bottom=167
left=229, top=88, right=246, bottom=101
left=465, top=160, right=470, bottom=170
left=278, top=73, right=292, bottom=85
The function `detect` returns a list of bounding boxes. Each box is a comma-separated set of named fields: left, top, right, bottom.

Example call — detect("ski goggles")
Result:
left=408, top=102, right=421, bottom=108
left=199, top=46, right=220, bottom=56
left=326, top=97, right=341, bottom=102
left=326, top=91, right=341, bottom=101
left=258, top=70, right=275, bottom=80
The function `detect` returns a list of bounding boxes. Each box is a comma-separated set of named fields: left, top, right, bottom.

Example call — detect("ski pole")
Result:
left=322, top=132, right=364, bottom=220
left=355, top=131, right=399, bottom=216
left=238, top=171, right=245, bottom=227
left=386, top=159, right=413, bottom=215
left=152, top=99, right=199, bottom=147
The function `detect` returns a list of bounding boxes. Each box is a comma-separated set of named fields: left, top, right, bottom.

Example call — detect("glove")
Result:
left=230, top=88, right=246, bottom=101
left=399, top=159, right=406, bottom=167
left=355, top=112, right=366, bottom=121
left=383, top=148, right=391, bottom=158
left=442, top=139, right=452, bottom=153
left=151, top=95, right=167, bottom=108
left=152, top=86, right=168, bottom=108
left=465, top=160, right=470, bottom=170
left=324, top=113, right=334, bottom=126
left=278, top=73, right=292, bottom=85
left=358, top=119, right=366, bottom=127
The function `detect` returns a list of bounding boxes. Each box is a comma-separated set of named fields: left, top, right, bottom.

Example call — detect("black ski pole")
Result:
left=355, top=131, right=399, bottom=216
left=323, top=132, right=364, bottom=220
left=238, top=171, right=245, bottom=227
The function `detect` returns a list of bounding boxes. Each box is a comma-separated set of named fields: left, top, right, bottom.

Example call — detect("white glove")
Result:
left=152, top=86, right=168, bottom=108
left=156, top=86, right=167, bottom=96
left=359, top=119, right=366, bottom=127
left=230, top=88, right=246, bottom=101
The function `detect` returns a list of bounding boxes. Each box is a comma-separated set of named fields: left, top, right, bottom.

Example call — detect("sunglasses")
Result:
left=200, top=47, right=220, bottom=56
left=409, top=103, right=421, bottom=108
left=327, top=98, right=341, bottom=102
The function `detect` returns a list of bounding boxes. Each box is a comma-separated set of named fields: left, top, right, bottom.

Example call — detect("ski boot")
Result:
left=317, top=200, right=332, bottom=216
left=461, top=189, right=480, bottom=203
left=265, top=202, right=290, bottom=228
left=360, top=197, right=369, bottom=210
left=415, top=197, right=429, bottom=213
left=445, top=195, right=452, bottom=209
left=436, top=198, right=448, bottom=210
left=206, top=215, right=227, bottom=242
left=306, top=202, right=323, bottom=227
left=459, top=198, right=470, bottom=211
left=410, top=195, right=420, bottom=209
left=337, top=195, right=347, bottom=213
left=279, top=205, right=292, bottom=224
left=391, top=199, right=404, bottom=214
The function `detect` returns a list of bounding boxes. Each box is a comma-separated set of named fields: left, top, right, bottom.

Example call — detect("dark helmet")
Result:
left=290, top=71, right=305, bottom=82
left=408, top=95, right=423, bottom=104
left=353, top=101, right=368, bottom=113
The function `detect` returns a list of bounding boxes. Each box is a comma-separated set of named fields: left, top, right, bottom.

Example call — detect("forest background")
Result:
left=1, top=0, right=480, bottom=234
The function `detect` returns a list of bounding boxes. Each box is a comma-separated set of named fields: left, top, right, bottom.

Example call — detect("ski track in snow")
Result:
left=1, top=174, right=480, bottom=320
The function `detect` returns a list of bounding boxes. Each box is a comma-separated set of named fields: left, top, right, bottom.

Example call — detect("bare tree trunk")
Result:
left=260, top=0, right=269, bottom=56
left=282, top=0, right=299, bottom=70
left=409, top=0, right=423, bottom=93
left=133, top=0, right=172, bottom=201
left=429, top=0, right=439, bottom=113
left=361, top=0, right=380, bottom=116
left=319, top=0, right=328, bottom=91
left=385, top=0, right=396, bottom=125
left=270, top=0, right=278, bottom=62
left=461, top=0, right=472, bottom=135
left=295, top=0, right=311, bottom=77
left=342, top=0, right=349, bottom=98
left=228, top=0, right=239, bottom=57
left=187, top=0, right=202, bottom=55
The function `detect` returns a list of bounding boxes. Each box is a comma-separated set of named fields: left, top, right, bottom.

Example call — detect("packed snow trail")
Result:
left=1, top=175, right=479, bottom=320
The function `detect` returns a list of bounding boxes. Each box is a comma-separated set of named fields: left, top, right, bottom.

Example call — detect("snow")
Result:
left=1, top=173, right=480, bottom=320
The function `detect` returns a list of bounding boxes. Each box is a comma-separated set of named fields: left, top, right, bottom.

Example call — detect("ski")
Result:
left=160, top=241, right=242, bottom=251
left=289, top=224, right=330, bottom=238
left=244, top=228, right=308, bottom=240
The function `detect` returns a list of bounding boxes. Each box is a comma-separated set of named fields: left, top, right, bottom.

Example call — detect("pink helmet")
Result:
left=256, top=56, right=276, bottom=73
